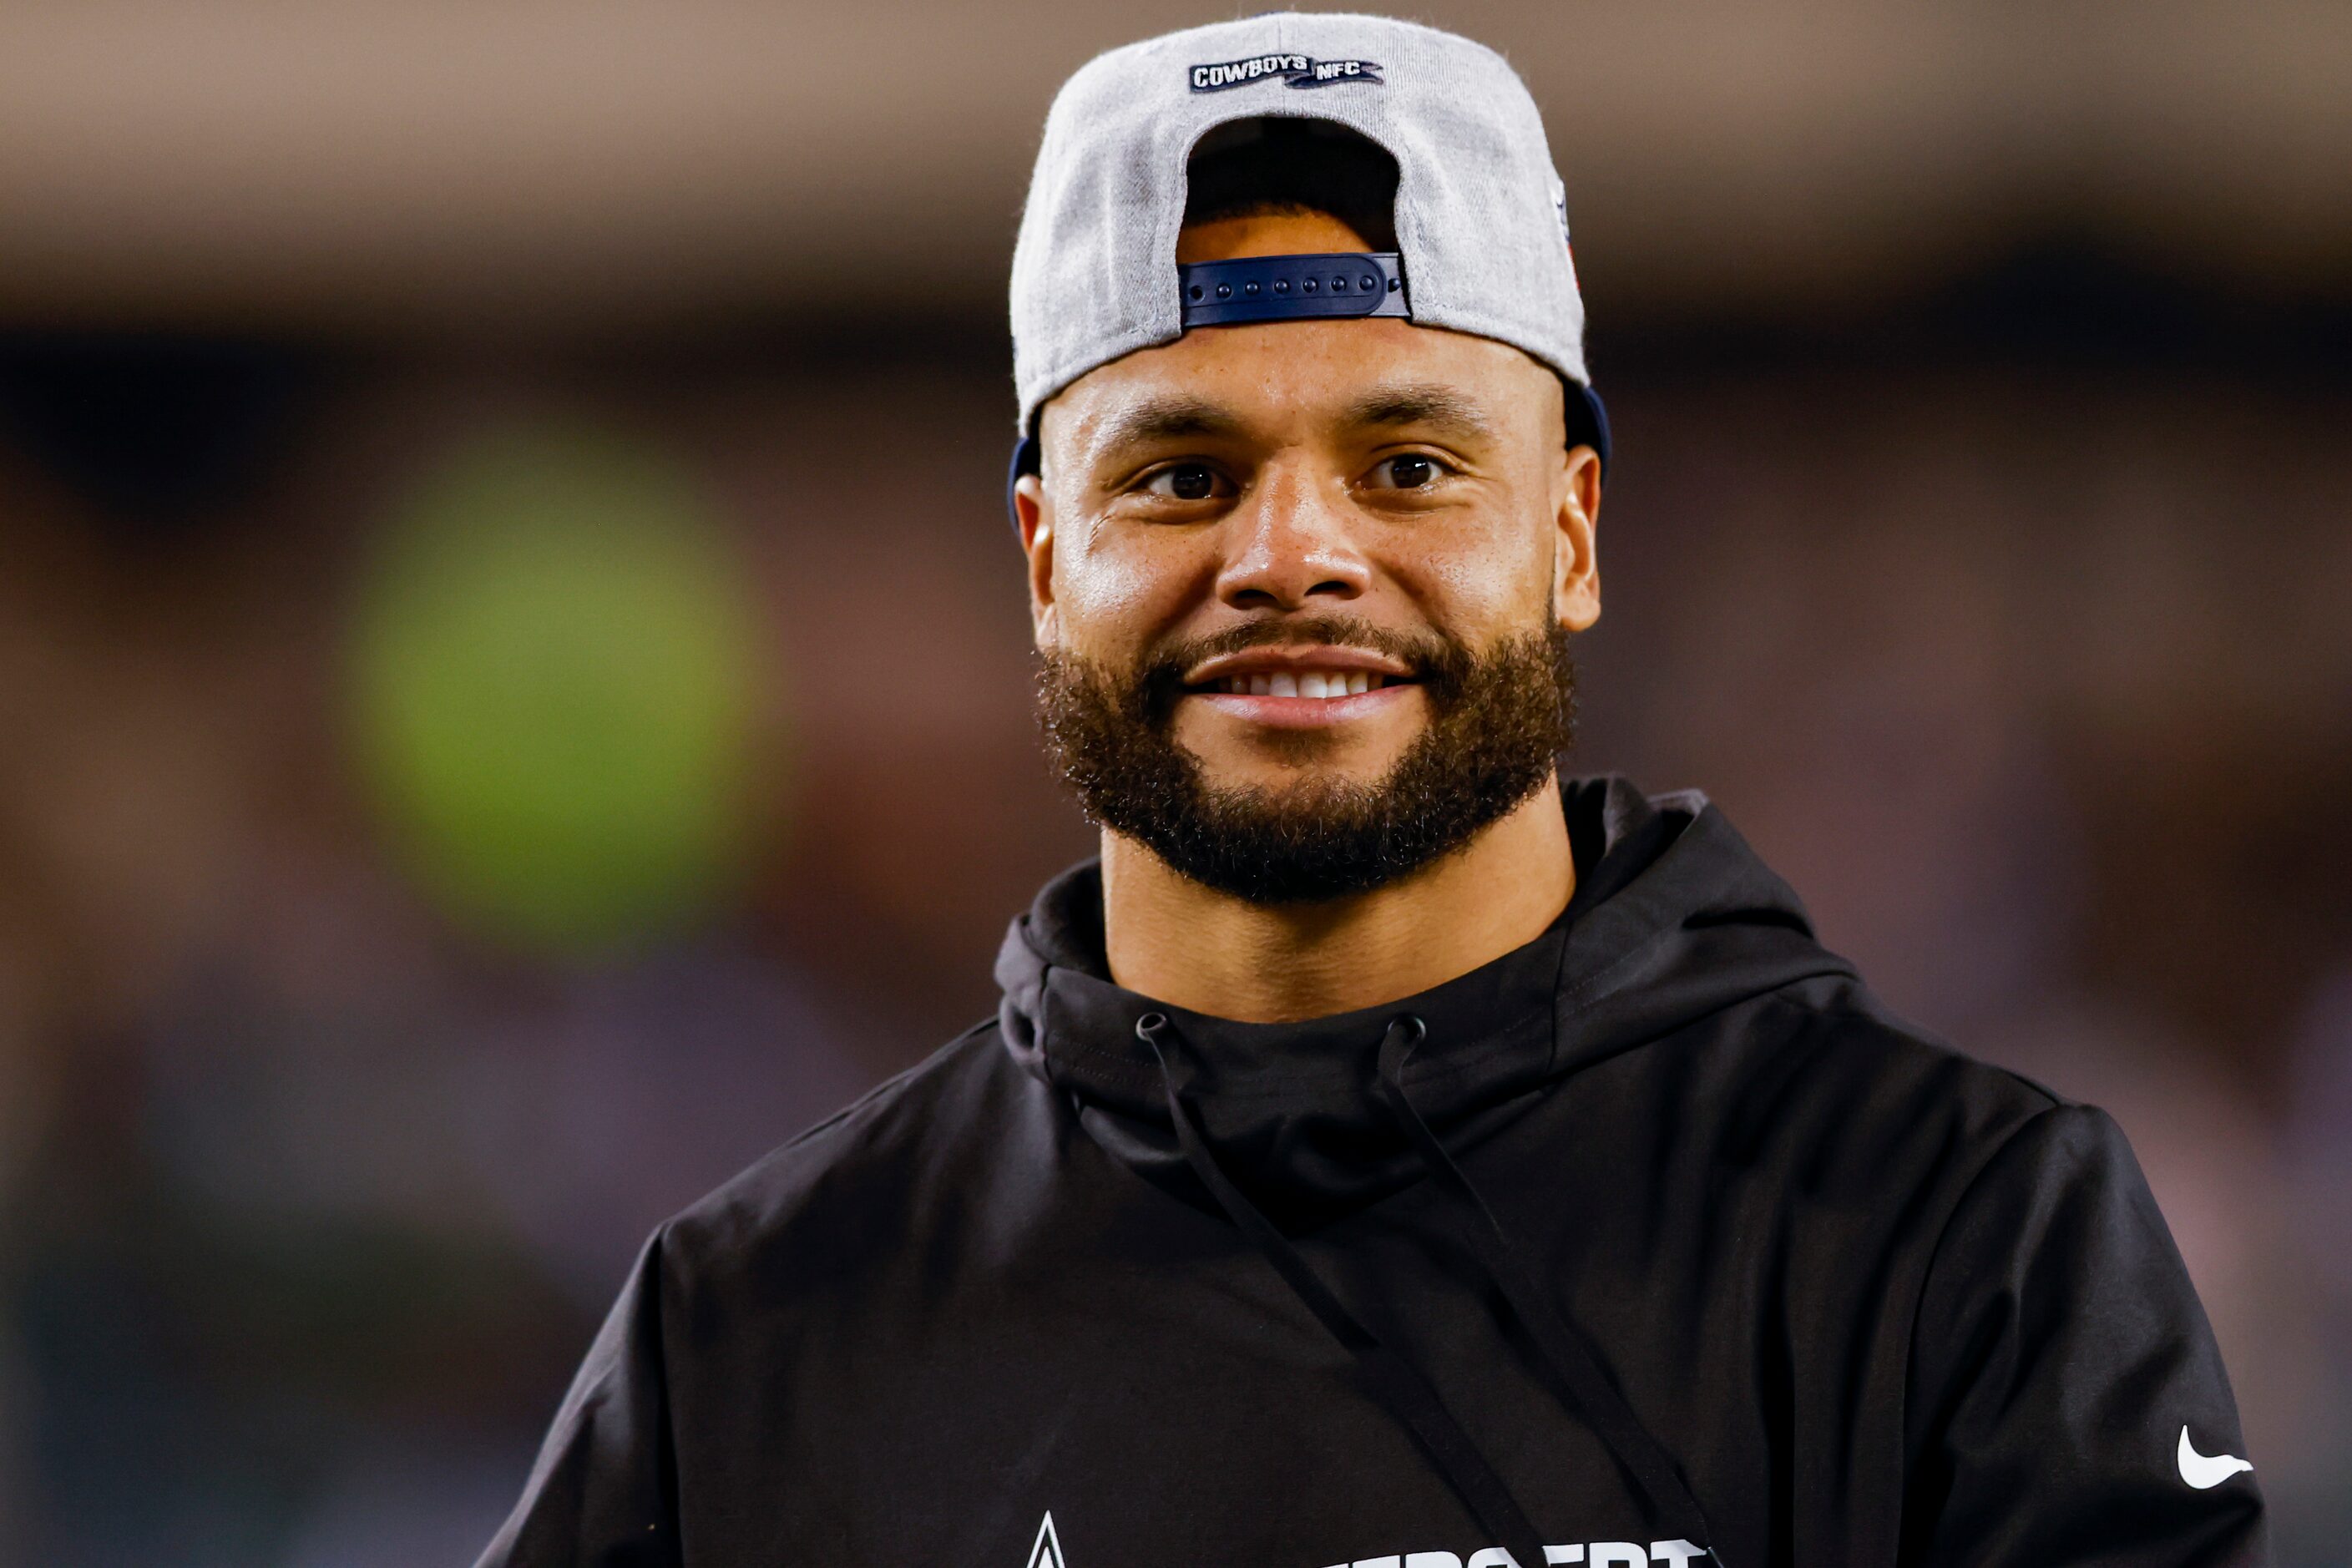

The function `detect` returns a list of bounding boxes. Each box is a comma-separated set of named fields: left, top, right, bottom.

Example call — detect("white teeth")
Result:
left=1214, top=669, right=1399, bottom=697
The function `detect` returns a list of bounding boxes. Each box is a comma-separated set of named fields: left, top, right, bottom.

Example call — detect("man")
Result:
left=478, top=14, right=2269, bottom=1567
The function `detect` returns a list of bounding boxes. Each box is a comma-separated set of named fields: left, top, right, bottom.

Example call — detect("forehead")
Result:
left=1040, top=316, right=1562, bottom=460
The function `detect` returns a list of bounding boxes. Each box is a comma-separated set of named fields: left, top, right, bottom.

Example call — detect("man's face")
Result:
left=1016, top=210, right=1602, bottom=904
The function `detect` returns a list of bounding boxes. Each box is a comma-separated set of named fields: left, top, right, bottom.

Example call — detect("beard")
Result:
left=1034, top=609, right=1577, bottom=905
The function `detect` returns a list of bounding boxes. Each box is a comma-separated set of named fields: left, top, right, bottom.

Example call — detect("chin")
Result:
left=1186, top=737, right=1405, bottom=795
left=1174, top=705, right=1420, bottom=775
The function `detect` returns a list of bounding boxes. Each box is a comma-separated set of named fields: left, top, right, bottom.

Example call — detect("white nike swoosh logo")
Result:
left=2177, top=1424, right=2253, bottom=1489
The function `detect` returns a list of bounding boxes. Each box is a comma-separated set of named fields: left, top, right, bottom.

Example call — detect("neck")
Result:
left=1100, top=772, right=1576, bottom=1024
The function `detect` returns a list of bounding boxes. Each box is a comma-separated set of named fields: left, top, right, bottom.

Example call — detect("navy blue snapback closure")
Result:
left=1179, top=250, right=1409, bottom=326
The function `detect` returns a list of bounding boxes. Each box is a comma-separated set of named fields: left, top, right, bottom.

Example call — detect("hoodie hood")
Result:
left=995, top=770, right=1857, bottom=1229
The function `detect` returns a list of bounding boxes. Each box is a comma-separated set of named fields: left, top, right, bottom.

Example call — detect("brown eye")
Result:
left=1144, top=463, right=1224, bottom=501
left=1368, top=453, right=1440, bottom=490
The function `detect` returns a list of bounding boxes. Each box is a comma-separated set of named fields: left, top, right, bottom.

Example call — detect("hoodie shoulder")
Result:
left=1704, top=974, right=2071, bottom=1204
left=655, top=1017, right=1020, bottom=1266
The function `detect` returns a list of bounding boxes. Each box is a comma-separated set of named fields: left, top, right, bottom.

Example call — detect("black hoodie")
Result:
left=475, top=772, right=2270, bottom=1568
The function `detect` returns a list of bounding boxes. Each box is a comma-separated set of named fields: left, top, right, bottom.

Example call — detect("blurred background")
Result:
left=1, top=3, right=2347, bottom=1563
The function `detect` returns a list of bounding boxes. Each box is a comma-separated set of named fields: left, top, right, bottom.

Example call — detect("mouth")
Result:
left=1171, top=643, right=1426, bottom=730
left=1184, top=668, right=1414, bottom=700
left=1179, top=642, right=1420, bottom=698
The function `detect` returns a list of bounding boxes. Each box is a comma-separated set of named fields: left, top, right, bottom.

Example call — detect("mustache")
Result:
left=1130, top=614, right=1470, bottom=721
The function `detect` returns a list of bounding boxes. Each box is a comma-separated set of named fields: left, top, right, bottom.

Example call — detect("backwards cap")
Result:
left=1005, top=9, right=1606, bottom=519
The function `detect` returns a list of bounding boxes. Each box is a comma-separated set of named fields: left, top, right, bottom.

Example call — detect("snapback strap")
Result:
left=1179, top=250, right=1409, bottom=326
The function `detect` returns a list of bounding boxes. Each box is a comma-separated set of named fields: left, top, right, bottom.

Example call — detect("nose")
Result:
left=1213, top=458, right=1370, bottom=612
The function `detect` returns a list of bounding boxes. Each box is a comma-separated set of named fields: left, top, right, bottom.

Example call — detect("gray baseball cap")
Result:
left=1005, top=10, right=1606, bottom=521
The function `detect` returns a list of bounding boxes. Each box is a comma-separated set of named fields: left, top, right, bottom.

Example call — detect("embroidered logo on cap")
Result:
left=1189, top=54, right=1383, bottom=92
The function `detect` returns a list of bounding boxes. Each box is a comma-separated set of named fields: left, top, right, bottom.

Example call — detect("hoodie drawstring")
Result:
left=1136, top=1009, right=1717, bottom=1567
left=1136, top=1011, right=1553, bottom=1568
left=1373, top=1016, right=1717, bottom=1555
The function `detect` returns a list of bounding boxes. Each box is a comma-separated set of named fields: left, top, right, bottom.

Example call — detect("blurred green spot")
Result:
left=348, top=427, right=775, bottom=956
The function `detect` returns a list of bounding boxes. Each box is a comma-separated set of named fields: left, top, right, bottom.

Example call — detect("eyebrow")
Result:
left=1080, top=382, right=1500, bottom=469
left=1088, top=396, right=1248, bottom=461
left=1339, top=385, right=1499, bottom=443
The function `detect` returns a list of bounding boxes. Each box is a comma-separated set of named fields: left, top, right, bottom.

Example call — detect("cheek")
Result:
left=1396, top=513, right=1554, bottom=629
left=1052, top=524, right=1211, bottom=654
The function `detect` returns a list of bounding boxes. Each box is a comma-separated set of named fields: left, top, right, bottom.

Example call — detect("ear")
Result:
left=1552, top=443, right=1601, bottom=633
left=1014, top=471, right=1059, bottom=648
